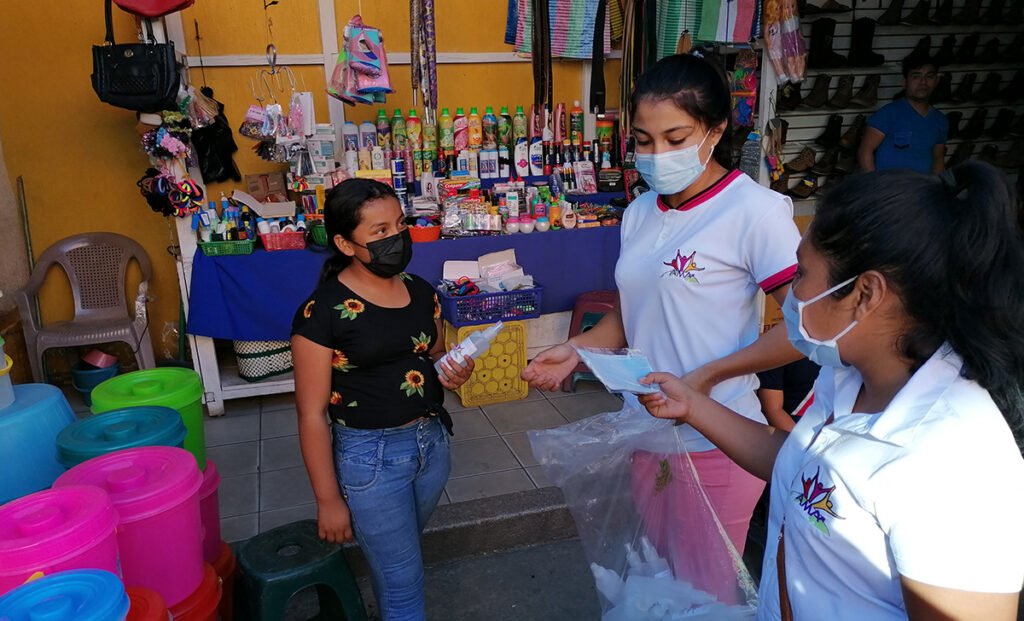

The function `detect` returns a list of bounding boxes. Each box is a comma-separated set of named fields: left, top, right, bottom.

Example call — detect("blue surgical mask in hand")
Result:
left=574, top=348, right=661, bottom=395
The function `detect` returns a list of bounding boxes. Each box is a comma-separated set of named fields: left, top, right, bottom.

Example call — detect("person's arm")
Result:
left=684, top=286, right=803, bottom=394
left=291, top=334, right=353, bottom=543
left=522, top=305, right=627, bottom=392
left=858, top=126, right=886, bottom=172
left=901, top=577, right=1019, bottom=620
left=758, top=387, right=796, bottom=432
left=931, top=143, right=946, bottom=174
left=639, top=373, right=788, bottom=481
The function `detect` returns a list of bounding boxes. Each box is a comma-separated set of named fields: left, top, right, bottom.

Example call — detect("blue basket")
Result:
left=438, top=285, right=544, bottom=327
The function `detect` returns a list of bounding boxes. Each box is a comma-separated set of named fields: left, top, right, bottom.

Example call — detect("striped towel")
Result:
left=515, top=0, right=613, bottom=59
left=505, top=0, right=518, bottom=45
left=609, top=0, right=624, bottom=41
left=697, top=0, right=758, bottom=44
left=656, top=0, right=703, bottom=59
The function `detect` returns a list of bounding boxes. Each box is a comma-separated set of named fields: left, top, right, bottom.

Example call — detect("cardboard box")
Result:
left=245, top=173, right=287, bottom=201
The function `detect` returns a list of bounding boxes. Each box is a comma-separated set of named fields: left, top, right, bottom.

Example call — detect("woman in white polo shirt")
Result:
left=641, top=162, right=1024, bottom=619
left=523, top=53, right=804, bottom=555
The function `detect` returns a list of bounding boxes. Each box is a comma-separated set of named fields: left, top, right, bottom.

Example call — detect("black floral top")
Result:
left=291, top=273, right=444, bottom=429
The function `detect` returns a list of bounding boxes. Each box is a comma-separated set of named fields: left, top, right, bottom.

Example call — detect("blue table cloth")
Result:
left=188, top=226, right=622, bottom=341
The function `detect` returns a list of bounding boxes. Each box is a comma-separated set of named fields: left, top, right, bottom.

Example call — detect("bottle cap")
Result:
left=442, top=108, right=450, bottom=115
left=515, top=105, right=524, bottom=113
left=408, top=109, right=418, bottom=117
left=485, top=106, right=494, bottom=114
left=456, top=107, right=465, bottom=115
left=470, top=107, right=478, bottom=114
left=501, top=106, right=510, bottom=114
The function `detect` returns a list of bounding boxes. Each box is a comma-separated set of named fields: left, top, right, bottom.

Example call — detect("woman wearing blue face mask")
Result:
left=291, top=179, right=474, bottom=620
left=523, top=53, right=804, bottom=556
left=640, top=162, right=1024, bottom=620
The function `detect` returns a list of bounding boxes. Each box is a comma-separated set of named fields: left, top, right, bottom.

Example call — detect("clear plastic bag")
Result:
left=529, top=405, right=758, bottom=620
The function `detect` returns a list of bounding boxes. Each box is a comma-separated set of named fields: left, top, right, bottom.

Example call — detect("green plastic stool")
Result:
left=236, top=519, right=368, bottom=621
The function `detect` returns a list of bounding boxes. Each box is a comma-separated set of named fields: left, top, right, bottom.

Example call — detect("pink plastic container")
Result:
left=0, top=486, right=120, bottom=596
left=199, top=459, right=222, bottom=564
left=54, top=446, right=204, bottom=607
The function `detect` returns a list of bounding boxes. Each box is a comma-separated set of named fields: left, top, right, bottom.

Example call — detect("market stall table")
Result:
left=185, top=226, right=622, bottom=413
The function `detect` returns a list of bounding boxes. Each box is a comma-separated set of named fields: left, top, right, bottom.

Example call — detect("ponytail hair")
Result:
left=319, top=178, right=398, bottom=283
left=810, top=162, right=1024, bottom=452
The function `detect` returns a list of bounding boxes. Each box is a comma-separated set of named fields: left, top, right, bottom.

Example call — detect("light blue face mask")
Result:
left=782, top=275, right=859, bottom=368
left=634, top=132, right=712, bottom=196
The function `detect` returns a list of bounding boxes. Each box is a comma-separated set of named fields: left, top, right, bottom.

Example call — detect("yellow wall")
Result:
left=0, top=0, right=603, bottom=359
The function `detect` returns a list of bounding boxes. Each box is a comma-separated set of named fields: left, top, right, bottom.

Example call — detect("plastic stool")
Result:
left=561, top=290, right=619, bottom=393
left=236, top=520, right=367, bottom=621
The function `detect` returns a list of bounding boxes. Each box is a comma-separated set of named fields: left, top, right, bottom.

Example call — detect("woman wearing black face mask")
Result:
left=291, top=179, right=473, bottom=620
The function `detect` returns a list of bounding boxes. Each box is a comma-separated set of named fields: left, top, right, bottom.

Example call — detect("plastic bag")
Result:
left=529, top=405, right=757, bottom=620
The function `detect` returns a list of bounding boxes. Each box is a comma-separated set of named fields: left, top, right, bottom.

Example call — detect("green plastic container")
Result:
left=89, top=368, right=206, bottom=469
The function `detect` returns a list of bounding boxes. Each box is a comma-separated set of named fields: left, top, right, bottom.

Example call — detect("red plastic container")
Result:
left=212, top=541, right=237, bottom=621
left=126, top=587, right=170, bottom=621
left=259, top=231, right=306, bottom=251
left=168, top=564, right=221, bottom=621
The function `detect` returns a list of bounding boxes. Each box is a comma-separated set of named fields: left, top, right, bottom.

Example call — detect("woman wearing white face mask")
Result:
left=641, top=162, right=1024, bottom=619
left=523, top=54, right=804, bottom=555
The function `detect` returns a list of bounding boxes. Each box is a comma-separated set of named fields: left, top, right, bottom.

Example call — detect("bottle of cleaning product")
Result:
left=434, top=322, right=505, bottom=375
left=554, top=102, right=567, bottom=144
left=482, top=106, right=498, bottom=150
left=453, top=107, right=469, bottom=153
left=438, top=107, right=454, bottom=156
left=391, top=108, right=408, bottom=153
left=406, top=109, right=422, bottom=151
left=570, top=100, right=585, bottom=146
left=498, top=106, right=513, bottom=152
left=422, top=112, right=438, bottom=173
left=467, top=107, right=483, bottom=150
left=342, top=122, right=359, bottom=152
left=376, top=109, right=392, bottom=151
left=359, top=121, right=377, bottom=149
left=512, top=105, right=528, bottom=144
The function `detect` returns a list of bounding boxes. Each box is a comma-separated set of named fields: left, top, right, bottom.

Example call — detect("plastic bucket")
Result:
left=56, top=406, right=187, bottom=469
left=168, top=564, right=221, bottom=621
left=212, top=541, right=237, bottom=621
left=0, top=486, right=120, bottom=596
left=54, top=447, right=204, bottom=607
left=90, top=369, right=206, bottom=470
left=71, top=362, right=120, bottom=408
left=0, top=384, right=77, bottom=503
left=126, top=587, right=170, bottom=621
left=199, top=460, right=222, bottom=564
left=0, top=569, right=130, bottom=621
left=0, top=355, right=13, bottom=410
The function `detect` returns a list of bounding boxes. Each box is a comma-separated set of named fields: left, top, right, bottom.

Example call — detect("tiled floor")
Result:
left=204, top=382, right=623, bottom=543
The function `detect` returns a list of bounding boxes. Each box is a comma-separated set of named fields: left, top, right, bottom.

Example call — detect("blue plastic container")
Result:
left=71, top=362, right=120, bottom=408
left=55, top=406, right=187, bottom=469
left=0, top=569, right=130, bottom=620
left=0, top=384, right=76, bottom=504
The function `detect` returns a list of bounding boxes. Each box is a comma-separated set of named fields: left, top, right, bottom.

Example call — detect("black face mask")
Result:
left=352, top=228, right=413, bottom=278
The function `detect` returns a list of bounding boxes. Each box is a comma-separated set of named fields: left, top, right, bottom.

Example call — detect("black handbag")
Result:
left=91, top=0, right=180, bottom=112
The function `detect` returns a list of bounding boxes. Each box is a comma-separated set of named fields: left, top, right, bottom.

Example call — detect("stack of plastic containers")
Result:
left=126, top=587, right=170, bottom=621
left=0, top=384, right=76, bottom=503
left=0, top=486, right=120, bottom=596
left=54, top=446, right=204, bottom=607
left=0, top=570, right=130, bottom=620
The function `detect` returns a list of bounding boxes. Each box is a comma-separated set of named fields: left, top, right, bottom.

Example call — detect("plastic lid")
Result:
left=0, top=486, right=117, bottom=573
left=501, top=106, right=510, bottom=113
left=0, top=570, right=129, bottom=621
left=88, top=369, right=202, bottom=414
left=377, top=109, right=386, bottom=117
left=441, top=107, right=450, bottom=115
left=515, top=105, right=524, bottom=113
left=456, top=107, right=464, bottom=115
left=126, top=587, right=168, bottom=621
left=470, top=107, right=478, bottom=114
left=54, top=447, right=202, bottom=523
left=0, top=384, right=70, bottom=421
left=168, top=565, right=220, bottom=620
left=200, top=459, right=221, bottom=500
left=408, top=109, right=418, bottom=117
left=56, top=407, right=187, bottom=468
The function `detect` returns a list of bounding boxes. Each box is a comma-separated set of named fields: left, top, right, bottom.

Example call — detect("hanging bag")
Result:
left=92, top=0, right=180, bottom=112
left=113, top=0, right=194, bottom=18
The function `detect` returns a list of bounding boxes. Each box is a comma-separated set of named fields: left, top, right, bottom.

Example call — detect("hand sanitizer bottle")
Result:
left=434, top=322, right=504, bottom=375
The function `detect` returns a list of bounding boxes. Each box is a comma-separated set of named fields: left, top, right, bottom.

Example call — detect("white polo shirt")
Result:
left=616, top=170, right=801, bottom=451
left=758, top=345, right=1024, bottom=620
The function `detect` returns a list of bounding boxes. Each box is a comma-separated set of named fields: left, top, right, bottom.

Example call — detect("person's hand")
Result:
left=317, top=496, right=354, bottom=544
left=638, top=372, right=696, bottom=423
left=680, top=364, right=718, bottom=397
left=437, top=349, right=475, bottom=390
left=521, top=343, right=580, bottom=392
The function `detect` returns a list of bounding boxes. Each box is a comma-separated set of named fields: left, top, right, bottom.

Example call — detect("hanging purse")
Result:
left=113, top=0, right=194, bottom=18
left=91, top=0, right=180, bottom=113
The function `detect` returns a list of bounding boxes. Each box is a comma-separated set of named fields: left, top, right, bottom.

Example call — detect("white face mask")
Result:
left=634, top=132, right=712, bottom=196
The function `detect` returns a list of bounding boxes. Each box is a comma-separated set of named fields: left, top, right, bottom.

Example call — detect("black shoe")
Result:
left=987, top=108, right=1015, bottom=139
left=932, top=0, right=954, bottom=23
left=838, top=114, right=866, bottom=149
left=981, top=0, right=1006, bottom=24
left=902, top=0, right=932, bottom=24
left=802, top=74, right=832, bottom=108
left=955, top=0, right=981, bottom=23
left=933, top=35, right=956, bottom=66
left=959, top=108, right=988, bottom=139
left=877, top=0, right=906, bottom=24
left=847, top=18, right=886, bottom=67
left=974, top=72, right=1001, bottom=102
left=815, top=114, right=845, bottom=149
left=946, top=110, right=963, bottom=139
left=850, top=75, right=881, bottom=108
left=811, top=149, right=840, bottom=175
left=1001, top=70, right=1023, bottom=102
left=808, top=18, right=847, bottom=69
left=950, top=73, right=977, bottom=104
left=956, top=33, right=979, bottom=64
left=778, top=82, right=803, bottom=111
left=931, top=73, right=953, bottom=103
left=946, top=141, right=973, bottom=167
left=975, top=37, right=1001, bottom=65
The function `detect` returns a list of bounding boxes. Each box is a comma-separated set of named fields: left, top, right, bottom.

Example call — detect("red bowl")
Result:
left=409, top=226, right=441, bottom=243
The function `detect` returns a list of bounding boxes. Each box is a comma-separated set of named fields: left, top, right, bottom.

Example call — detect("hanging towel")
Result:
left=515, top=0, right=612, bottom=59
left=608, top=0, right=624, bottom=40
left=505, top=0, right=518, bottom=45
left=695, top=0, right=757, bottom=44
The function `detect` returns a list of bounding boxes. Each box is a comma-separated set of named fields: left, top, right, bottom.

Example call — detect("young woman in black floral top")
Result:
left=291, top=179, right=472, bottom=620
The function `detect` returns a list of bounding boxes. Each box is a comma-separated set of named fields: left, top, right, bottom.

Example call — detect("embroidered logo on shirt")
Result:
left=794, top=466, right=843, bottom=536
left=662, top=249, right=705, bottom=283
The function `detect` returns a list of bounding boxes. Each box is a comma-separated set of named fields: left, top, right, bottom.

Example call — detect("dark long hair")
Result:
left=810, top=162, right=1024, bottom=451
left=319, top=178, right=397, bottom=283
left=629, top=53, right=733, bottom=168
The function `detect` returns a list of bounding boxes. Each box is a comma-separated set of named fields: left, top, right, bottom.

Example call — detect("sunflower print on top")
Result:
left=334, top=299, right=365, bottom=320
left=303, top=300, right=315, bottom=318
left=401, top=370, right=426, bottom=397
left=332, top=350, right=356, bottom=372
left=411, top=332, right=431, bottom=354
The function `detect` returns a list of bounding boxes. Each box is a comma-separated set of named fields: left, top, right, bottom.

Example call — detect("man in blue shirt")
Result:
left=858, top=52, right=948, bottom=174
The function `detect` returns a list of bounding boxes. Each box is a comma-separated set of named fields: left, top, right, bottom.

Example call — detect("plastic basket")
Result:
left=443, top=321, right=529, bottom=407
left=438, top=285, right=543, bottom=327
left=232, top=340, right=293, bottom=382
left=260, top=231, right=306, bottom=252
left=309, top=222, right=328, bottom=246
left=198, top=240, right=255, bottom=256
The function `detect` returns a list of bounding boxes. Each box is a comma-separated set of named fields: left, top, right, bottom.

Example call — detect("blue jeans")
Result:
left=332, top=417, right=450, bottom=621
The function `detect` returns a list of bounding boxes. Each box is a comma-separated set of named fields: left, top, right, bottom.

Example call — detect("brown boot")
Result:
left=834, top=150, right=858, bottom=174
left=802, top=75, right=832, bottom=108
left=784, top=147, right=818, bottom=173
left=839, top=114, right=866, bottom=150
left=850, top=76, right=880, bottom=108
left=787, top=177, right=820, bottom=200
left=811, top=149, right=840, bottom=175
left=770, top=172, right=791, bottom=193
left=827, top=76, right=854, bottom=108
